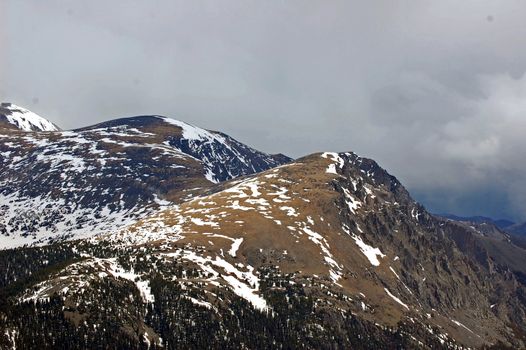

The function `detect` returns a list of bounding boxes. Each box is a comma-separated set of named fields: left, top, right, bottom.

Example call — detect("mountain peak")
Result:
left=0, top=102, right=60, bottom=132
left=76, top=114, right=292, bottom=183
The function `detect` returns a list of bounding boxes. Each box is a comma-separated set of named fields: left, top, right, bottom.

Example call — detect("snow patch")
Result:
left=160, top=117, right=226, bottom=143
left=164, top=250, right=268, bottom=311
left=321, top=152, right=345, bottom=175
left=345, top=228, right=385, bottom=266
left=384, top=288, right=409, bottom=310
left=229, top=238, right=244, bottom=257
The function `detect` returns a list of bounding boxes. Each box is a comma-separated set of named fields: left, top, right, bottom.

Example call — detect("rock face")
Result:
left=437, top=214, right=526, bottom=281
left=0, top=113, right=291, bottom=248
left=1, top=107, right=526, bottom=349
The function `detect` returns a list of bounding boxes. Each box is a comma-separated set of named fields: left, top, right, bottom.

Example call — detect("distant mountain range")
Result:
left=1, top=103, right=526, bottom=349
left=437, top=213, right=526, bottom=235
left=507, top=222, right=526, bottom=236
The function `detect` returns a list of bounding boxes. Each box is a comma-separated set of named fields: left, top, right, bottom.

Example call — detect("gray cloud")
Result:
left=2, top=0, right=526, bottom=220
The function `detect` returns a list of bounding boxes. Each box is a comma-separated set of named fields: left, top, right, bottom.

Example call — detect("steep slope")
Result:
left=3, top=152, right=525, bottom=348
left=0, top=103, right=60, bottom=132
left=0, top=115, right=291, bottom=248
left=436, top=214, right=526, bottom=282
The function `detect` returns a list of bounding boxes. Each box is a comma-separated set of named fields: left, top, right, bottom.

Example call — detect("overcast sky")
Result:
left=2, top=1, right=526, bottom=221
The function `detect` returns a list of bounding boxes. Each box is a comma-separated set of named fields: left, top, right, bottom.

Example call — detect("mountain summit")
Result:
left=0, top=114, right=291, bottom=248
left=0, top=103, right=60, bottom=132
left=76, top=115, right=291, bottom=183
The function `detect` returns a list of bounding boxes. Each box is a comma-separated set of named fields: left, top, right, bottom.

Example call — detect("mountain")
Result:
left=438, top=215, right=526, bottom=286
left=0, top=110, right=291, bottom=248
left=437, top=213, right=515, bottom=230
left=504, top=222, right=526, bottom=251
left=77, top=116, right=291, bottom=183
left=1, top=150, right=526, bottom=348
left=0, top=103, right=60, bottom=132
left=438, top=214, right=526, bottom=261
left=507, top=222, right=526, bottom=236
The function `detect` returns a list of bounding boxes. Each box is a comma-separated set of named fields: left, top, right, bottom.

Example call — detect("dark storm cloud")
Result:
left=2, top=0, right=526, bottom=220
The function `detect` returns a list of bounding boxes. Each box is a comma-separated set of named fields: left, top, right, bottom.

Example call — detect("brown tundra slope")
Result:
left=12, top=151, right=526, bottom=349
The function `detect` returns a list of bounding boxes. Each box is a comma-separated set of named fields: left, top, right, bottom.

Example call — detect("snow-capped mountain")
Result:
left=0, top=103, right=60, bottom=132
left=1, top=107, right=526, bottom=349
left=2, top=150, right=526, bottom=348
left=0, top=112, right=290, bottom=248
left=78, top=116, right=291, bottom=183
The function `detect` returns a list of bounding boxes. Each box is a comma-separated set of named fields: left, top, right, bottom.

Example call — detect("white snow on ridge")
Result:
left=0, top=191, right=159, bottom=250
left=157, top=116, right=286, bottom=184
left=280, top=206, right=299, bottom=217
left=342, top=226, right=385, bottom=266
left=384, top=288, right=409, bottom=310
left=451, top=319, right=477, bottom=335
left=160, top=116, right=226, bottom=143
left=106, top=259, right=155, bottom=303
left=411, top=208, right=422, bottom=221
left=302, top=225, right=343, bottom=283
left=185, top=296, right=214, bottom=309
left=322, top=152, right=345, bottom=175
left=343, top=188, right=362, bottom=214
left=229, top=238, right=244, bottom=257
left=163, top=249, right=268, bottom=311
left=21, top=257, right=156, bottom=304
left=326, top=163, right=338, bottom=174
left=352, top=234, right=385, bottom=266
left=1, top=103, right=59, bottom=132
left=160, top=117, right=256, bottom=183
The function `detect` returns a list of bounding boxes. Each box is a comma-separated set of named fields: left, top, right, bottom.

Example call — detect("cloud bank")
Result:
left=2, top=0, right=526, bottom=220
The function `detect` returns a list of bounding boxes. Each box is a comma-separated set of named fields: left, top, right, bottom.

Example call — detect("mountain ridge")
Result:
left=1, top=105, right=526, bottom=348
left=436, top=213, right=516, bottom=229
left=2, top=150, right=526, bottom=348
left=0, top=103, right=60, bottom=132
left=0, top=110, right=291, bottom=248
